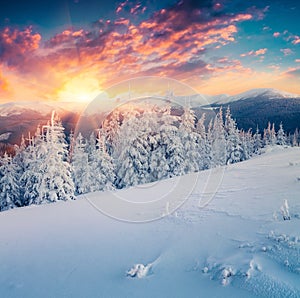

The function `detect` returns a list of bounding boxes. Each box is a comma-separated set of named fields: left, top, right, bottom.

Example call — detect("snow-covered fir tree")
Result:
left=211, top=108, right=226, bottom=166
left=71, top=133, right=91, bottom=194
left=0, top=97, right=293, bottom=213
left=114, top=115, right=150, bottom=188
left=178, top=106, right=201, bottom=174
left=20, top=127, right=48, bottom=205
left=159, top=105, right=184, bottom=177
left=277, top=122, right=287, bottom=146
left=253, top=126, right=263, bottom=154
left=292, top=128, right=299, bottom=147
left=0, top=153, right=19, bottom=211
left=11, top=135, right=27, bottom=206
left=102, top=109, right=121, bottom=154
left=203, top=118, right=213, bottom=170
left=270, top=123, right=277, bottom=146
left=89, top=131, right=115, bottom=191
left=240, top=130, right=253, bottom=161
left=196, top=113, right=210, bottom=170
left=263, top=122, right=275, bottom=146
left=38, top=111, right=75, bottom=202
left=224, top=107, right=243, bottom=164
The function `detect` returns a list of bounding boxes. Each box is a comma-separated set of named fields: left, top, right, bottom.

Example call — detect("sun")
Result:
left=57, top=76, right=101, bottom=103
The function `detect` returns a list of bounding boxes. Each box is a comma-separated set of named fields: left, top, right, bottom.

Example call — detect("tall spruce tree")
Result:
left=0, top=153, right=18, bottom=211
left=38, top=111, right=75, bottom=202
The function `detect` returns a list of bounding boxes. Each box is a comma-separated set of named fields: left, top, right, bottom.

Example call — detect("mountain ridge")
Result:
left=0, top=88, right=300, bottom=151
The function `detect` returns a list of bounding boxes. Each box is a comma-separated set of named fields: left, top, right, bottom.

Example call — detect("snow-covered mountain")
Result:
left=226, top=88, right=300, bottom=103
left=0, top=147, right=299, bottom=297
left=0, top=101, right=86, bottom=117
left=191, top=88, right=300, bottom=134
left=204, top=88, right=300, bottom=105
left=0, top=88, right=298, bottom=117
left=1, top=88, right=300, bottom=148
left=0, top=101, right=86, bottom=146
left=167, top=88, right=300, bottom=108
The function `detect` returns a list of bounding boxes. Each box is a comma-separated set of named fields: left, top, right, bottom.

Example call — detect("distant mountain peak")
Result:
left=231, top=88, right=300, bottom=101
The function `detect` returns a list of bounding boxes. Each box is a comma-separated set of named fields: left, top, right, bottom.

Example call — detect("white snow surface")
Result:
left=1, top=147, right=300, bottom=297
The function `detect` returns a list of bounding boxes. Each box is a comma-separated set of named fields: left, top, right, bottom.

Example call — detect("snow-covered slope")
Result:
left=1, top=147, right=300, bottom=297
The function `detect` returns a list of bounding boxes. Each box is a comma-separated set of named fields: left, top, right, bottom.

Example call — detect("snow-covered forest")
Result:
left=0, top=104, right=290, bottom=212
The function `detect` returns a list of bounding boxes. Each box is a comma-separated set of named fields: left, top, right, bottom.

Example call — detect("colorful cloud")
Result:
left=280, top=48, right=293, bottom=56
left=240, top=48, right=267, bottom=57
left=0, top=0, right=299, bottom=102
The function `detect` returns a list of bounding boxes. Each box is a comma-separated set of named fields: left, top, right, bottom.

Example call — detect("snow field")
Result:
left=0, top=147, right=300, bottom=297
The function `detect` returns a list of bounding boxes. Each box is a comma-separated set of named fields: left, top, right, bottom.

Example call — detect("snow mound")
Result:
left=127, top=263, right=152, bottom=278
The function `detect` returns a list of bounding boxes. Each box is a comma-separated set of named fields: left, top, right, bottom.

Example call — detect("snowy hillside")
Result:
left=1, top=147, right=300, bottom=297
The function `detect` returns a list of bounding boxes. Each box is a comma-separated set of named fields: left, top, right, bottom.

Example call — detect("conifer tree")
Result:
left=253, top=126, right=263, bottom=154
left=277, top=122, right=287, bottom=146
left=89, top=131, right=115, bottom=191
left=211, top=108, right=226, bottom=166
left=0, top=153, right=18, bottom=211
left=225, top=107, right=243, bottom=164
left=71, top=133, right=91, bottom=194
left=38, top=111, right=75, bottom=202
left=179, top=106, right=201, bottom=173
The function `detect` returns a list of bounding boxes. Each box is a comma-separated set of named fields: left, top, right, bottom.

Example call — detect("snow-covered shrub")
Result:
left=280, top=199, right=290, bottom=221
left=221, top=266, right=235, bottom=286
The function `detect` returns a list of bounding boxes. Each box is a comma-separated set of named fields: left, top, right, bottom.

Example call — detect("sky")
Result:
left=0, top=0, right=299, bottom=103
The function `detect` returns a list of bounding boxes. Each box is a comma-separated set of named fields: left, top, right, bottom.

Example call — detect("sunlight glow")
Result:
left=57, top=76, right=101, bottom=103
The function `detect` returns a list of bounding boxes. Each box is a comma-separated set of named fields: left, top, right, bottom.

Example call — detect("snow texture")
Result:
left=0, top=147, right=300, bottom=297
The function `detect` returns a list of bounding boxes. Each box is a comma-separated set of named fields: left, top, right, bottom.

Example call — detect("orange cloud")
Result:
left=0, top=27, right=41, bottom=68
left=1, top=2, right=281, bottom=103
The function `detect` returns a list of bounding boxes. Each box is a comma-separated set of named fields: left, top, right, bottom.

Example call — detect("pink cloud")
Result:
left=130, top=3, right=144, bottom=15
left=292, top=35, right=300, bottom=45
left=281, top=67, right=300, bottom=78
left=273, top=32, right=280, bottom=38
left=240, top=48, right=267, bottom=57
left=246, top=6, right=268, bottom=20
left=0, top=27, right=41, bottom=66
left=280, top=48, right=293, bottom=56
left=213, top=3, right=223, bottom=11
left=116, top=1, right=127, bottom=14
